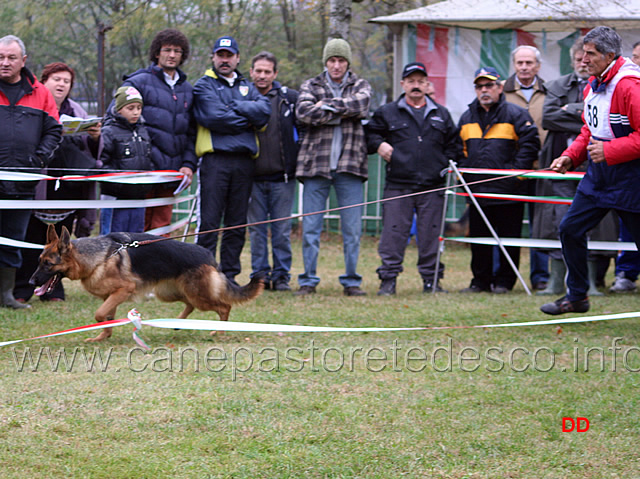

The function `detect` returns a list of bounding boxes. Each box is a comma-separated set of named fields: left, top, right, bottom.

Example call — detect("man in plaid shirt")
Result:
left=294, top=38, right=372, bottom=297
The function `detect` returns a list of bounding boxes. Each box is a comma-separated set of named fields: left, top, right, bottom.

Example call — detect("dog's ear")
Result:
left=46, top=224, right=59, bottom=244
left=59, top=226, right=72, bottom=253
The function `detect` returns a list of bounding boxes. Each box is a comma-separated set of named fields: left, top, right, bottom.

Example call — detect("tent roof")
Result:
left=370, top=0, right=640, bottom=32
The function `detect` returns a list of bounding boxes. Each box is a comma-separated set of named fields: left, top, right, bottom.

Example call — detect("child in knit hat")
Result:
left=99, top=86, right=152, bottom=234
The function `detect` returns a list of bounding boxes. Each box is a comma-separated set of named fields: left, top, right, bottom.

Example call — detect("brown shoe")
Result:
left=344, top=286, right=367, bottom=296
left=294, top=285, right=316, bottom=296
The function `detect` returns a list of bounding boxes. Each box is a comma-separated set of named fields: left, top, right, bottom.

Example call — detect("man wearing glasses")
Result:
left=119, top=29, right=197, bottom=234
left=458, top=67, right=540, bottom=294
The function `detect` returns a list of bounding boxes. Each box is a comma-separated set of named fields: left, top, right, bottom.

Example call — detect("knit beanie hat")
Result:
left=323, top=38, right=352, bottom=65
left=115, top=86, right=143, bottom=111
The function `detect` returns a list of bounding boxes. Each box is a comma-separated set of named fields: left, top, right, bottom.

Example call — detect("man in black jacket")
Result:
left=247, top=52, right=299, bottom=292
left=0, top=35, right=62, bottom=309
left=366, top=62, right=461, bottom=295
left=458, top=67, right=540, bottom=294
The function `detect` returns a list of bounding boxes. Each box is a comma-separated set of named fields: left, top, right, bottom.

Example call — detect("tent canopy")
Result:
left=370, top=0, right=640, bottom=32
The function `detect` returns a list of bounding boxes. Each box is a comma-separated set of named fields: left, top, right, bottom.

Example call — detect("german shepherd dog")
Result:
left=30, top=225, right=264, bottom=342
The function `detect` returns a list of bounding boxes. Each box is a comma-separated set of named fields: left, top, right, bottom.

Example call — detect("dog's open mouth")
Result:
left=34, top=274, right=62, bottom=296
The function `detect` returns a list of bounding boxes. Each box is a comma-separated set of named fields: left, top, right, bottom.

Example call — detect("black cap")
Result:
left=402, top=62, right=428, bottom=79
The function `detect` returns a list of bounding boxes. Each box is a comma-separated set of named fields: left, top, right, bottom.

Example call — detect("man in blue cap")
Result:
left=193, top=36, right=271, bottom=285
left=458, top=67, right=540, bottom=294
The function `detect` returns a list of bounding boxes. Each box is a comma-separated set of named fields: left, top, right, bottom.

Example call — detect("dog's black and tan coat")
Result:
left=30, top=225, right=264, bottom=342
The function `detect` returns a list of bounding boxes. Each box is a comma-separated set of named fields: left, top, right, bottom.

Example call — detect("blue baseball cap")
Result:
left=474, top=67, right=500, bottom=82
left=213, top=36, right=239, bottom=55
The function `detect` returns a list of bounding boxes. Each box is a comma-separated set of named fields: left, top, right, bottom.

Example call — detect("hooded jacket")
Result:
left=193, top=68, right=271, bottom=158
left=0, top=67, right=61, bottom=196
left=122, top=64, right=197, bottom=173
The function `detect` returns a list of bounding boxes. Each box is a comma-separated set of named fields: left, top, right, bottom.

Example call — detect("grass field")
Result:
left=1, top=232, right=640, bottom=478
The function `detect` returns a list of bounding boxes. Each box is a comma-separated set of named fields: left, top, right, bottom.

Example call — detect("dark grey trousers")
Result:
left=376, top=187, right=445, bottom=282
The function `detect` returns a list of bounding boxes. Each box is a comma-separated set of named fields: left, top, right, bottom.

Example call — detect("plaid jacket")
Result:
left=295, top=71, right=371, bottom=181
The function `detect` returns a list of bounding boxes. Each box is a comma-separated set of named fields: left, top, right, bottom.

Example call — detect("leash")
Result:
left=118, top=166, right=555, bottom=249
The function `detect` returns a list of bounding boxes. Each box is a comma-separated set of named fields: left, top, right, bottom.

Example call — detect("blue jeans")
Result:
left=110, top=207, right=145, bottom=233
left=298, top=173, right=364, bottom=288
left=615, top=220, right=640, bottom=281
left=248, top=180, right=295, bottom=283
left=0, top=205, right=32, bottom=268
left=560, top=191, right=640, bottom=301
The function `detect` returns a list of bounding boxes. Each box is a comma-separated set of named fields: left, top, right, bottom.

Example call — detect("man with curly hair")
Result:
left=117, top=29, right=197, bottom=234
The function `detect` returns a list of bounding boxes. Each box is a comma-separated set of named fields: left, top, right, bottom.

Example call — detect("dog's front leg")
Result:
left=86, top=287, right=133, bottom=342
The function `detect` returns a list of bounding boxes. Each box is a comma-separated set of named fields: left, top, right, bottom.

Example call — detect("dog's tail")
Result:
left=225, top=274, right=265, bottom=303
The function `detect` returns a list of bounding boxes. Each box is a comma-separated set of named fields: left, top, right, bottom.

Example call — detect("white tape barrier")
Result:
left=447, top=236, right=638, bottom=251
left=2, top=310, right=640, bottom=349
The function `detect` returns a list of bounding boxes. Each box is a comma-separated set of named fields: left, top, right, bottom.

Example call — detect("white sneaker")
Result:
left=609, top=273, right=637, bottom=293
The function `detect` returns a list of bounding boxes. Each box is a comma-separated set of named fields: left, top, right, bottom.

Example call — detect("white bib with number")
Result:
left=583, top=59, right=640, bottom=140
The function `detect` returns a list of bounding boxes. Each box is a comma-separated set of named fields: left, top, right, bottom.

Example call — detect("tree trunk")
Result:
left=329, top=0, right=351, bottom=40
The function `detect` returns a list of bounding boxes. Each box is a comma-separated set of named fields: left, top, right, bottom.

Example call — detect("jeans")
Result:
left=99, top=194, right=114, bottom=235
left=298, top=172, right=364, bottom=288
left=0, top=205, right=32, bottom=268
left=110, top=207, right=145, bottom=233
left=615, top=220, right=640, bottom=281
left=248, top=180, right=295, bottom=283
left=560, top=190, right=640, bottom=301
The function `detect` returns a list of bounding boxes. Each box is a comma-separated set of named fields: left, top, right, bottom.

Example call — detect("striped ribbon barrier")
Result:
left=2, top=309, right=640, bottom=350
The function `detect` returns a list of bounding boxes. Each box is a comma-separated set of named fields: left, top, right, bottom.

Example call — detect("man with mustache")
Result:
left=193, top=36, right=271, bottom=285
left=458, top=67, right=540, bottom=294
left=541, top=26, right=640, bottom=315
left=366, top=62, right=461, bottom=295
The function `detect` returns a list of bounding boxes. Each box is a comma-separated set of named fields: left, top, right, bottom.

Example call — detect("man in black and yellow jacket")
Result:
left=458, top=67, right=540, bottom=294
left=193, top=35, right=271, bottom=284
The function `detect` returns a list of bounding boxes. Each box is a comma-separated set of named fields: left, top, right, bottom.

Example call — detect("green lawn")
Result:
left=1, top=233, right=640, bottom=478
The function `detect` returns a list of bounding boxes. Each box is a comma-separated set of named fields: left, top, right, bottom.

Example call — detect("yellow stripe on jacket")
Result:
left=459, top=122, right=519, bottom=157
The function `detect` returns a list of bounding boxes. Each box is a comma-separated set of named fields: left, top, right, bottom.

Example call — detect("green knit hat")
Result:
left=323, top=38, right=352, bottom=65
left=115, top=86, right=143, bottom=111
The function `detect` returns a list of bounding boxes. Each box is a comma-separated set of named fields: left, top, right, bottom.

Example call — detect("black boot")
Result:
left=377, top=278, right=396, bottom=296
left=1, top=267, right=31, bottom=309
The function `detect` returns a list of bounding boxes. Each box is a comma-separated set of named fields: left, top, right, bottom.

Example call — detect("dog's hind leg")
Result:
left=209, top=305, right=231, bottom=337
left=86, top=287, right=133, bottom=342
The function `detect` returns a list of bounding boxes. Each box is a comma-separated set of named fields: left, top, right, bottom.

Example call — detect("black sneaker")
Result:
left=540, top=295, right=590, bottom=315
left=423, top=281, right=448, bottom=293
left=272, top=279, right=292, bottom=292
left=377, top=278, right=396, bottom=296
left=459, top=285, right=488, bottom=293
left=344, top=286, right=367, bottom=297
left=294, top=285, right=316, bottom=296
left=492, top=285, right=509, bottom=294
